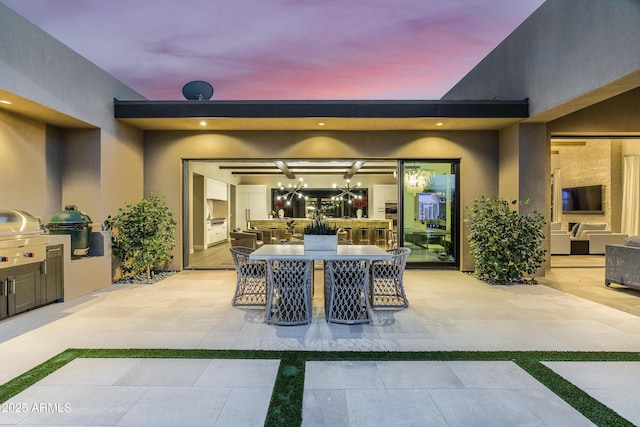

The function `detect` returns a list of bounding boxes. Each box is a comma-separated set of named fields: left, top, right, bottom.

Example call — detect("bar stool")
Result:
left=374, top=227, right=387, bottom=246
left=387, top=229, right=398, bottom=249
left=358, top=227, right=370, bottom=245
left=342, top=227, right=353, bottom=243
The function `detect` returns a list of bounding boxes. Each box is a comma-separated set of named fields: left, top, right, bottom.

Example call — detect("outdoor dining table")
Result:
left=249, top=244, right=392, bottom=324
left=248, top=244, right=392, bottom=262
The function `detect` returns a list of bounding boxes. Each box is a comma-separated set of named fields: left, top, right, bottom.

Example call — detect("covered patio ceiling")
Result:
left=114, top=99, right=529, bottom=131
left=207, top=159, right=398, bottom=179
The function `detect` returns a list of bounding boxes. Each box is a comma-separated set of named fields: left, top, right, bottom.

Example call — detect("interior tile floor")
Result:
left=2, top=265, right=640, bottom=426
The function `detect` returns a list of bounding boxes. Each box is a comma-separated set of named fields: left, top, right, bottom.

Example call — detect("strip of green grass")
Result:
left=2, top=349, right=639, bottom=427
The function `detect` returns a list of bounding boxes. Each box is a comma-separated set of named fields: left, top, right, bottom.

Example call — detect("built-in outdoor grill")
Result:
left=0, top=208, right=48, bottom=269
left=0, top=209, right=62, bottom=320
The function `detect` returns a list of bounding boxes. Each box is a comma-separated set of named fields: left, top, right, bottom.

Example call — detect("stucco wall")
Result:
left=0, top=110, right=52, bottom=220
left=144, top=130, right=500, bottom=271
left=0, top=4, right=146, bottom=296
left=0, top=3, right=146, bottom=127
left=547, top=88, right=640, bottom=135
left=443, top=0, right=640, bottom=121
left=1, top=3, right=146, bottom=223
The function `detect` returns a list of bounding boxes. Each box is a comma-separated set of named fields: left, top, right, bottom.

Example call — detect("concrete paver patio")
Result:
left=1, top=268, right=639, bottom=426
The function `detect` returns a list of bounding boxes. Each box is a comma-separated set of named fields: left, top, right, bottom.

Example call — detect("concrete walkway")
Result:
left=1, top=268, right=639, bottom=426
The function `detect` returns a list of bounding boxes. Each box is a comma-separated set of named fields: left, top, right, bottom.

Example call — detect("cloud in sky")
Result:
left=1, top=0, right=545, bottom=100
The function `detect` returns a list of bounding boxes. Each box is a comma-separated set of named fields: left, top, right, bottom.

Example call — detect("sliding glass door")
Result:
left=400, top=160, right=459, bottom=268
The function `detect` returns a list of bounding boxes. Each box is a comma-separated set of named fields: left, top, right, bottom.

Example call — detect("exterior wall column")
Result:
left=499, top=123, right=549, bottom=272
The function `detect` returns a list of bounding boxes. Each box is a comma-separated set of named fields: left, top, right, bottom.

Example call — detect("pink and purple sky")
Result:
left=1, top=0, right=545, bottom=100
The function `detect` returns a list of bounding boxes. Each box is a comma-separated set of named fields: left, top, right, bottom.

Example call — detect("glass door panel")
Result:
left=400, top=160, right=459, bottom=268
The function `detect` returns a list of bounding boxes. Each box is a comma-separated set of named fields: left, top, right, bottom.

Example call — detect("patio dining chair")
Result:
left=324, top=258, right=372, bottom=324
left=265, top=259, right=313, bottom=325
left=370, top=247, right=411, bottom=309
left=229, top=247, right=267, bottom=307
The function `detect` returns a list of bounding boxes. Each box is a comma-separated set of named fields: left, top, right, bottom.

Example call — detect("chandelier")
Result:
left=404, top=167, right=434, bottom=195
left=331, top=179, right=362, bottom=204
left=277, top=177, right=308, bottom=205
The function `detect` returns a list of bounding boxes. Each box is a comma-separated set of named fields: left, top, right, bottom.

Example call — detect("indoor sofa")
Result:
left=567, top=222, right=612, bottom=255
left=551, top=222, right=627, bottom=255
left=585, top=231, right=628, bottom=254
left=550, top=229, right=571, bottom=255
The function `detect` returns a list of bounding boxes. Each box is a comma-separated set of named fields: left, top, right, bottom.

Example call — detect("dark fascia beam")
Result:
left=274, top=161, right=296, bottom=179
left=114, top=99, right=529, bottom=119
left=344, top=160, right=365, bottom=179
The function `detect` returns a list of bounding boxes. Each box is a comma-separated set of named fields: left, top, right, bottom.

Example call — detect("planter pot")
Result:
left=304, top=234, right=338, bottom=251
left=278, top=209, right=285, bottom=218
left=356, top=209, right=363, bottom=219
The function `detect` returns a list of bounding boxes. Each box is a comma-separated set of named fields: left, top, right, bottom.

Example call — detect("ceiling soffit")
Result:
left=212, top=160, right=397, bottom=178
left=114, top=99, right=528, bottom=131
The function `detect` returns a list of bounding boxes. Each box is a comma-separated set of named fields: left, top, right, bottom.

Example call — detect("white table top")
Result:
left=249, top=244, right=392, bottom=261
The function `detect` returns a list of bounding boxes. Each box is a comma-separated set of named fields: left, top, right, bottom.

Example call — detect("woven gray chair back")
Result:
left=370, top=247, right=411, bottom=309
left=265, top=259, right=313, bottom=325
left=230, top=247, right=267, bottom=307
left=324, top=259, right=372, bottom=324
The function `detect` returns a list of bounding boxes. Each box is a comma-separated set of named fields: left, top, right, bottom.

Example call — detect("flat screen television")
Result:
left=562, top=185, right=603, bottom=214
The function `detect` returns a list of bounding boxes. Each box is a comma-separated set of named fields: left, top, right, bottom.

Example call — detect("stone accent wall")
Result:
left=557, top=140, right=622, bottom=232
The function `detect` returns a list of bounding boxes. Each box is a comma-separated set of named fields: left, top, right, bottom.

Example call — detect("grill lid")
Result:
left=48, top=205, right=92, bottom=229
left=0, top=209, right=43, bottom=236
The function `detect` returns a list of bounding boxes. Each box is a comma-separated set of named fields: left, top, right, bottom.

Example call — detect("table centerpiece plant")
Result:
left=303, top=214, right=338, bottom=251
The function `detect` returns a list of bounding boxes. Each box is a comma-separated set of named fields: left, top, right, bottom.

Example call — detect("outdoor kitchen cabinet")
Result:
left=0, top=246, right=64, bottom=320
left=42, top=244, right=64, bottom=304
left=0, top=262, right=42, bottom=319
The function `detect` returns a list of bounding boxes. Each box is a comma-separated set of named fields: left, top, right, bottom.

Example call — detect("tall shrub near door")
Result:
left=107, top=194, right=177, bottom=280
left=466, top=196, right=546, bottom=284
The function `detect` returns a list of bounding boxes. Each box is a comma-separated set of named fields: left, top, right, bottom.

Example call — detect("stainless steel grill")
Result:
left=0, top=209, right=48, bottom=269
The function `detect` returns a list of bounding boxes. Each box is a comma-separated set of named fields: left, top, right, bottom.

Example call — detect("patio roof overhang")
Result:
left=114, top=99, right=529, bottom=131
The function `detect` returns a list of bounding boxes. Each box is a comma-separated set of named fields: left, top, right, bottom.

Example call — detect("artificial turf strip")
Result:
left=515, top=359, right=635, bottom=427
left=0, top=349, right=77, bottom=404
left=2, top=349, right=640, bottom=427
left=264, top=352, right=306, bottom=427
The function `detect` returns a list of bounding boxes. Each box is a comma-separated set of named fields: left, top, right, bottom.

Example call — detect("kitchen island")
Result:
left=247, top=218, right=393, bottom=244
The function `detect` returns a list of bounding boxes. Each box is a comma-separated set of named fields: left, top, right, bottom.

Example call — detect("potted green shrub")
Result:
left=106, top=194, right=177, bottom=280
left=465, top=196, right=546, bottom=284
left=303, top=214, right=338, bottom=251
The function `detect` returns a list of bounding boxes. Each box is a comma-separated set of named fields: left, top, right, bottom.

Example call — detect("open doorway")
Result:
left=183, top=159, right=460, bottom=269
left=549, top=137, right=640, bottom=268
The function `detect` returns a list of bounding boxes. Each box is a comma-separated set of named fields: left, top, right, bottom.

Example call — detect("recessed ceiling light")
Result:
left=435, top=122, right=443, bottom=126
left=0, top=100, right=12, bottom=105
left=318, top=122, right=325, bottom=126
left=199, top=120, right=207, bottom=126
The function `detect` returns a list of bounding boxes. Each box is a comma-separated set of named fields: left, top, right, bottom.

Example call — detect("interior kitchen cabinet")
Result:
left=372, top=185, right=398, bottom=219
left=235, top=185, right=267, bottom=230
left=207, top=220, right=227, bottom=246
left=206, top=178, right=227, bottom=200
